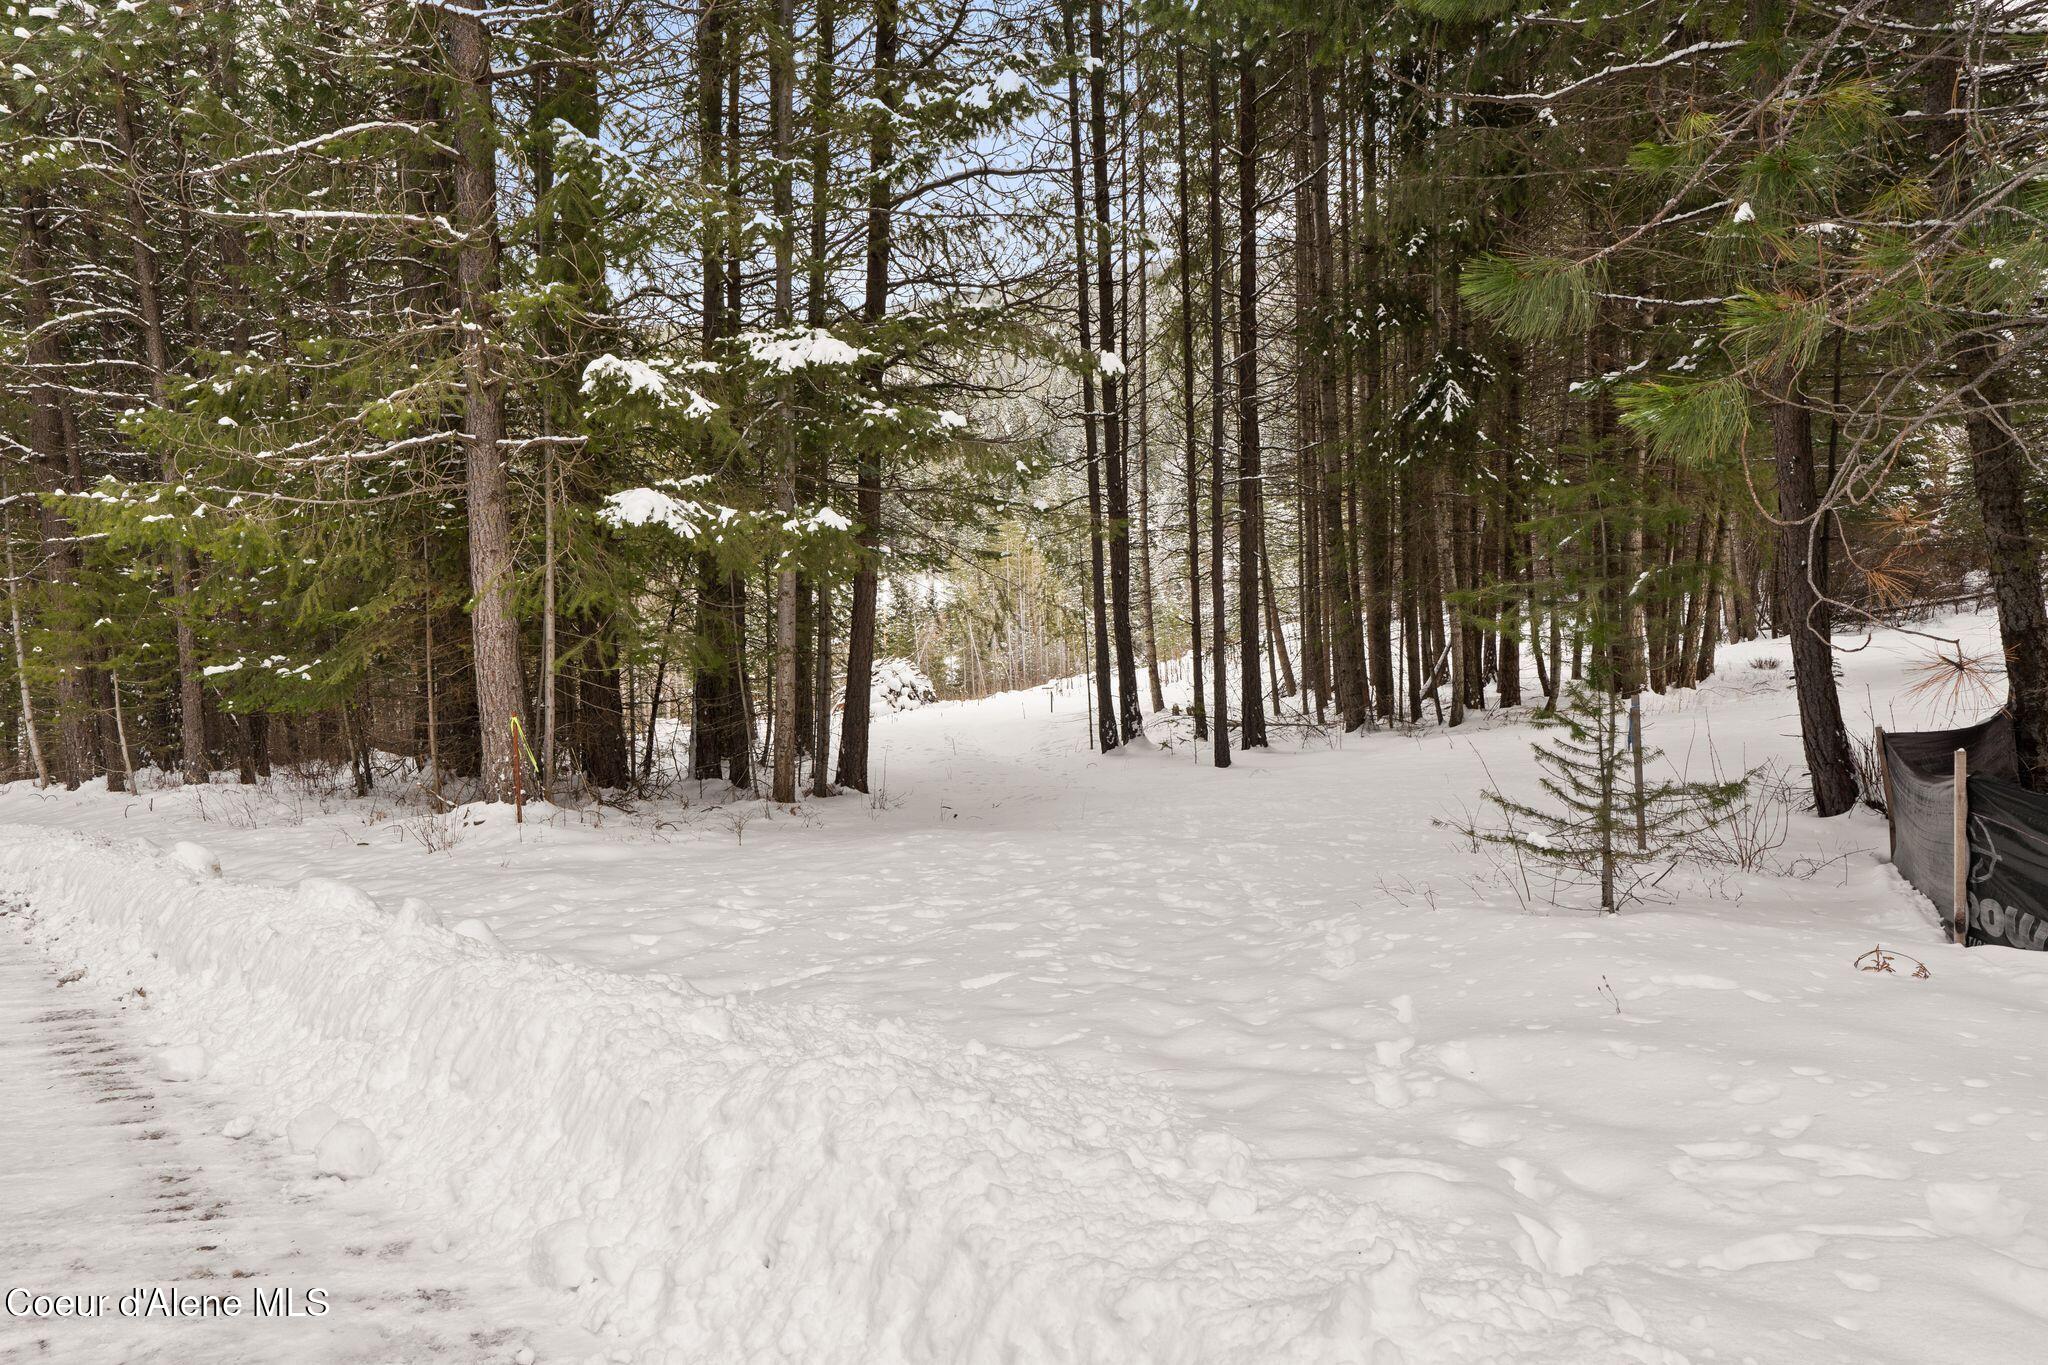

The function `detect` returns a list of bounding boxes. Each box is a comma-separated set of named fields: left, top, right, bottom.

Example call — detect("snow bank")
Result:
left=0, top=827, right=1610, bottom=1364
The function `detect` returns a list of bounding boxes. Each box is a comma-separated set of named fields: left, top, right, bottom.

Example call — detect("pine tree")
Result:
left=1473, top=680, right=1744, bottom=912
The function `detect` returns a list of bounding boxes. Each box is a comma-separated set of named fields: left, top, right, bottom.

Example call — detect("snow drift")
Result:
left=0, top=826, right=1632, bottom=1364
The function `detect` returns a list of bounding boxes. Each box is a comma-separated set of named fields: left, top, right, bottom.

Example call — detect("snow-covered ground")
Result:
left=0, top=895, right=601, bottom=1364
left=5, top=611, right=2046, bottom=1364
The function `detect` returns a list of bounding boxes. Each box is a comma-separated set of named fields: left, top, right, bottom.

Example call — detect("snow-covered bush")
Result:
left=871, top=657, right=937, bottom=711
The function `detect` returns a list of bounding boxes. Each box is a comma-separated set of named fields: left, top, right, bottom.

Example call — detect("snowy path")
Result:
left=0, top=898, right=592, bottom=1365
left=8, top=613, right=2048, bottom=1361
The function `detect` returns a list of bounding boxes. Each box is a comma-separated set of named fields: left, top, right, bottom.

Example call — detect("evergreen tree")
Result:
left=1472, top=680, right=1745, bottom=911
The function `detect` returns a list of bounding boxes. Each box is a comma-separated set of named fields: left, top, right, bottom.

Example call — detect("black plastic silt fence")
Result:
left=1879, top=713, right=2048, bottom=949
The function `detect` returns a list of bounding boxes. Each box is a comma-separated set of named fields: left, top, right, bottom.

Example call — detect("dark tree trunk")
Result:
left=1134, top=67, right=1166, bottom=719
left=1234, top=46, right=1267, bottom=749
left=769, top=0, right=798, bottom=804
left=1065, top=0, right=1117, bottom=753
left=1205, top=52, right=1230, bottom=769
left=111, top=82, right=206, bottom=785
left=1916, top=0, right=2048, bottom=787
left=1087, top=0, right=1141, bottom=741
left=1496, top=362, right=1524, bottom=707
left=1261, top=543, right=1296, bottom=702
left=20, top=191, right=95, bottom=788
left=835, top=0, right=897, bottom=792
left=1312, top=68, right=1366, bottom=731
left=1175, top=51, right=1206, bottom=741
left=569, top=624, right=632, bottom=789
left=1957, top=345, right=2048, bottom=785
left=799, top=0, right=835, bottom=777
left=1767, top=367, right=1858, bottom=816
left=690, top=562, right=752, bottom=787
left=686, top=0, right=750, bottom=789
left=1359, top=86, right=1395, bottom=721
left=446, top=4, right=531, bottom=802
left=533, top=0, right=630, bottom=794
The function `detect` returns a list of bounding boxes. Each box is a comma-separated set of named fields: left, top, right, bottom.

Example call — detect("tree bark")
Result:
left=1767, top=366, right=1858, bottom=816
left=1086, top=0, right=1141, bottom=740
left=836, top=0, right=897, bottom=791
left=1175, top=50, right=1206, bottom=741
left=1065, top=0, right=1117, bottom=753
left=1205, top=52, right=1231, bottom=768
left=1, top=463, right=46, bottom=788
left=1917, top=0, right=2048, bottom=787
left=769, top=0, right=799, bottom=804
left=687, top=0, right=751, bottom=789
left=1234, top=46, right=1267, bottom=749
left=18, top=190, right=94, bottom=787
left=1956, top=345, right=2048, bottom=784
left=1310, top=68, right=1365, bottom=730
left=447, top=4, right=532, bottom=803
left=808, top=0, right=837, bottom=795
left=110, top=83, right=206, bottom=784
left=1134, top=68, right=1165, bottom=718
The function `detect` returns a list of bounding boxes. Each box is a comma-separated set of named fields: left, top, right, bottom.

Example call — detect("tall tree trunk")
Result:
left=1437, top=471, right=1464, bottom=728
left=688, top=0, right=750, bottom=788
left=1401, top=473, right=1423, bottom=722
left=0, top=465, right=46, bottom=788
left=769, top=0, right=799, bottom=803
left=447, top=4, right=532, bottom=802
left=1205, top=51, right=1231, bottom=768
left=1134, top=69, right=1166, bottom=717
left=1175, top=50, right=1206, bottom=741
left=19, top=190, right=94, bottom=788
left=1767, top=365, right=1858, bottom=816
left=1292, top=55, right=1324, bottom=716
left=1956, top=345, right=2048, bottom=782
left=1065, top=0, right=1117, bottom=752
left=537, top=0, right=630, bottom=791
left=111, top=83, right=206, bottom=784
left=1729, top=521, right=1758, bottom=641
left=540, top=451, right=558, bottom=795
left=1359, top=86, right=1395, bottom=721
left=1918, top=0, right=2048, bottom=787
left=1311, top=67, right=1366, bottom=730
left=1496, top=360, right=1525, bottom=707
left=1620, top=438, right=1647, bottom=696
left=1261, top=543, right=1296, bottom=700
left=1086, top=0, right=1140, bottom=740
left=1691, top=507, right=1728, bottom=686
left=808, top=0, right=837, bottom=795
left=1234, top=45, right=1267, bottom=749
left=836, top=0, right=897, bottom=791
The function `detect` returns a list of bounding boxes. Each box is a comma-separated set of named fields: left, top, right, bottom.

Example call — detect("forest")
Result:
left=8, top=2, right=2048, bottom=1356
left=0, top=0, right=2041, bottom=817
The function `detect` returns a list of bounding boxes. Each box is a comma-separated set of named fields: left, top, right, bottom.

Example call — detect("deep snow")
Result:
left=4, top=611, right=2047, bottom=1363
left=0, top=897, right=599, bottom=1364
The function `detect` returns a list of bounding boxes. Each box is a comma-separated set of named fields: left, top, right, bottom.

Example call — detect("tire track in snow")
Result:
left=0, top=898, right=590, bottom=1365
